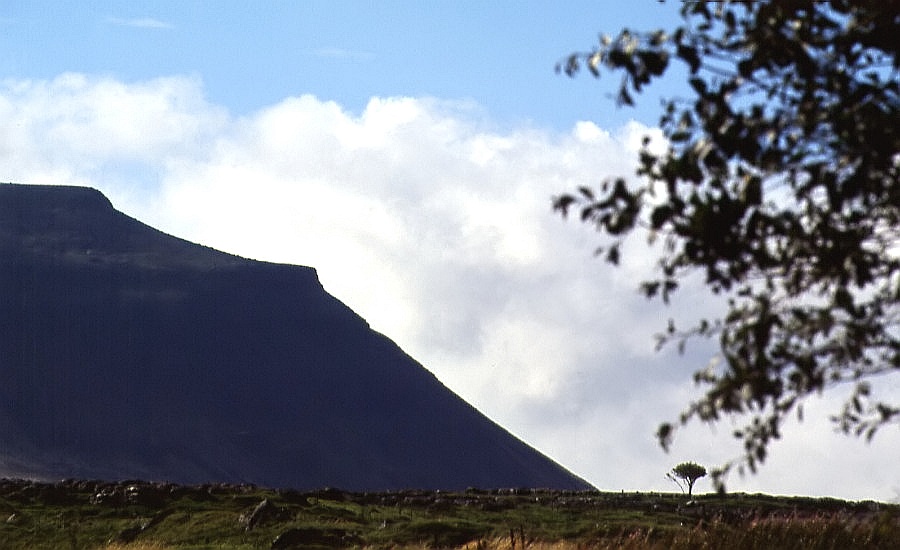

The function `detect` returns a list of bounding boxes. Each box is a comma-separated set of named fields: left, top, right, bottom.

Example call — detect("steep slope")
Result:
left=0, top=183, right=591, bottom=491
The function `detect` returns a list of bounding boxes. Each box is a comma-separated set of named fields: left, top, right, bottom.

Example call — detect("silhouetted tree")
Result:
left=555, top=1, right=899, bottom=490
left=668, top=462, right=707, bottom=497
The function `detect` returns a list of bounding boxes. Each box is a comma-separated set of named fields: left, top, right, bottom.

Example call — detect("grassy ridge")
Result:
left=0, top=479, right=897, bottom=549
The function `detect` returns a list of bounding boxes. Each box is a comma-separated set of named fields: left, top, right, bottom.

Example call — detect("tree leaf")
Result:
left=557, top=2, right=900, bottom=491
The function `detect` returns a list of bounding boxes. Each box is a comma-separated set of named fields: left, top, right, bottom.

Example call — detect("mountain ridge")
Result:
left=0, top=182, right=591, bottom=491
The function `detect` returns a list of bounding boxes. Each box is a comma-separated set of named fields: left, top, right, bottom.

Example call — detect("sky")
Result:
left=1, top=1, right=898, bottom=502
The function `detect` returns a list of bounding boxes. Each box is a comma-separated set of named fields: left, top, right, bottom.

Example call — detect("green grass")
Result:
left=0, top=480, right=897, bottom=549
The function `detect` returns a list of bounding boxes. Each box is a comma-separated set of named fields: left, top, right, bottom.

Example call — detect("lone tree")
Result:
left=555, top=1, right=899, bottom=489
left=668, top=462, right=707, bottom=497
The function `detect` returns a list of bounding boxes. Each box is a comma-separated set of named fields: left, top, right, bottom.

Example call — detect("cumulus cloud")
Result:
left=0, top=73, right=897, bottom=500
left=106, top=17, right=174, bottom=30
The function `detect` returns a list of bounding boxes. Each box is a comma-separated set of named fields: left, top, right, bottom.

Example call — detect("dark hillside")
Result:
left=0, top=183, right=591, bottom=491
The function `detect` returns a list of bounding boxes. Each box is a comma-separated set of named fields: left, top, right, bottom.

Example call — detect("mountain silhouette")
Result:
left=0, top=183, right=591, bottom=491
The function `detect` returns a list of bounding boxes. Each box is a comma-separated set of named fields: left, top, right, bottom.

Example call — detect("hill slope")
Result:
left=0, top=183, right=591, bottom=491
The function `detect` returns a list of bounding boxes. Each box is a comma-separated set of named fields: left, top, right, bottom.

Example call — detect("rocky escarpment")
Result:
left=0, top=183, right=591, bottom=491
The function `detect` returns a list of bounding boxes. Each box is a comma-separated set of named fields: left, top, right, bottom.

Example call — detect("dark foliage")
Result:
left=555, top=1, right=899, bottom=489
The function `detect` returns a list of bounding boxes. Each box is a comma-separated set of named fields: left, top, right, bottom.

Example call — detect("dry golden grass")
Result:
left=96, top=543, right=177, bottom=550
left=457, top=536, right=661, bottom=550
left=459, top=540, right=581, bottom=550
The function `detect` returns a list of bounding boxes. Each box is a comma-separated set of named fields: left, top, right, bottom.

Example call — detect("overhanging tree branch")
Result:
left=556, top=0, right=900, bottom=491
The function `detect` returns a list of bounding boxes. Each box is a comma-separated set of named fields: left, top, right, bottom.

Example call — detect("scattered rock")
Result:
left=240, top=498, right=276, bottom=531
left=271, top=527, right=358, bottom=549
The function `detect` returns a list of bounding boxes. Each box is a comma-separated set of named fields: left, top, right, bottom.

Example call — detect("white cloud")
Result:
left=106, top=17, right=174, bottom=30
left=0, top=73, right=897, bottom=501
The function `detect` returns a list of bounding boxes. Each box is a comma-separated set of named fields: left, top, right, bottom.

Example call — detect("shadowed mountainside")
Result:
left=0, top=183, right=591, bottom=491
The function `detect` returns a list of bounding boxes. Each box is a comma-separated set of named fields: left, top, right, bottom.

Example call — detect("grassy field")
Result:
left=0, top=479, right=897, bottom=549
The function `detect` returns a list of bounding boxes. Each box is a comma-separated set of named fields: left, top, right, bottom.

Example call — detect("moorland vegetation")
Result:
left=0, top=479, right=897, bottom=549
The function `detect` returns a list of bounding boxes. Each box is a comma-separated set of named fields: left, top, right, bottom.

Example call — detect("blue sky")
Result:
left=1, top=1, right=682, bottom=129
left=1, top=1, right=897, bottom=501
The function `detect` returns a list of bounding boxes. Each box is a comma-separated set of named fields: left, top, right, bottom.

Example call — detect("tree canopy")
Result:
left=668, top=462, right=708, bottom=496
left=555, top=0, right=899, bottom=489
